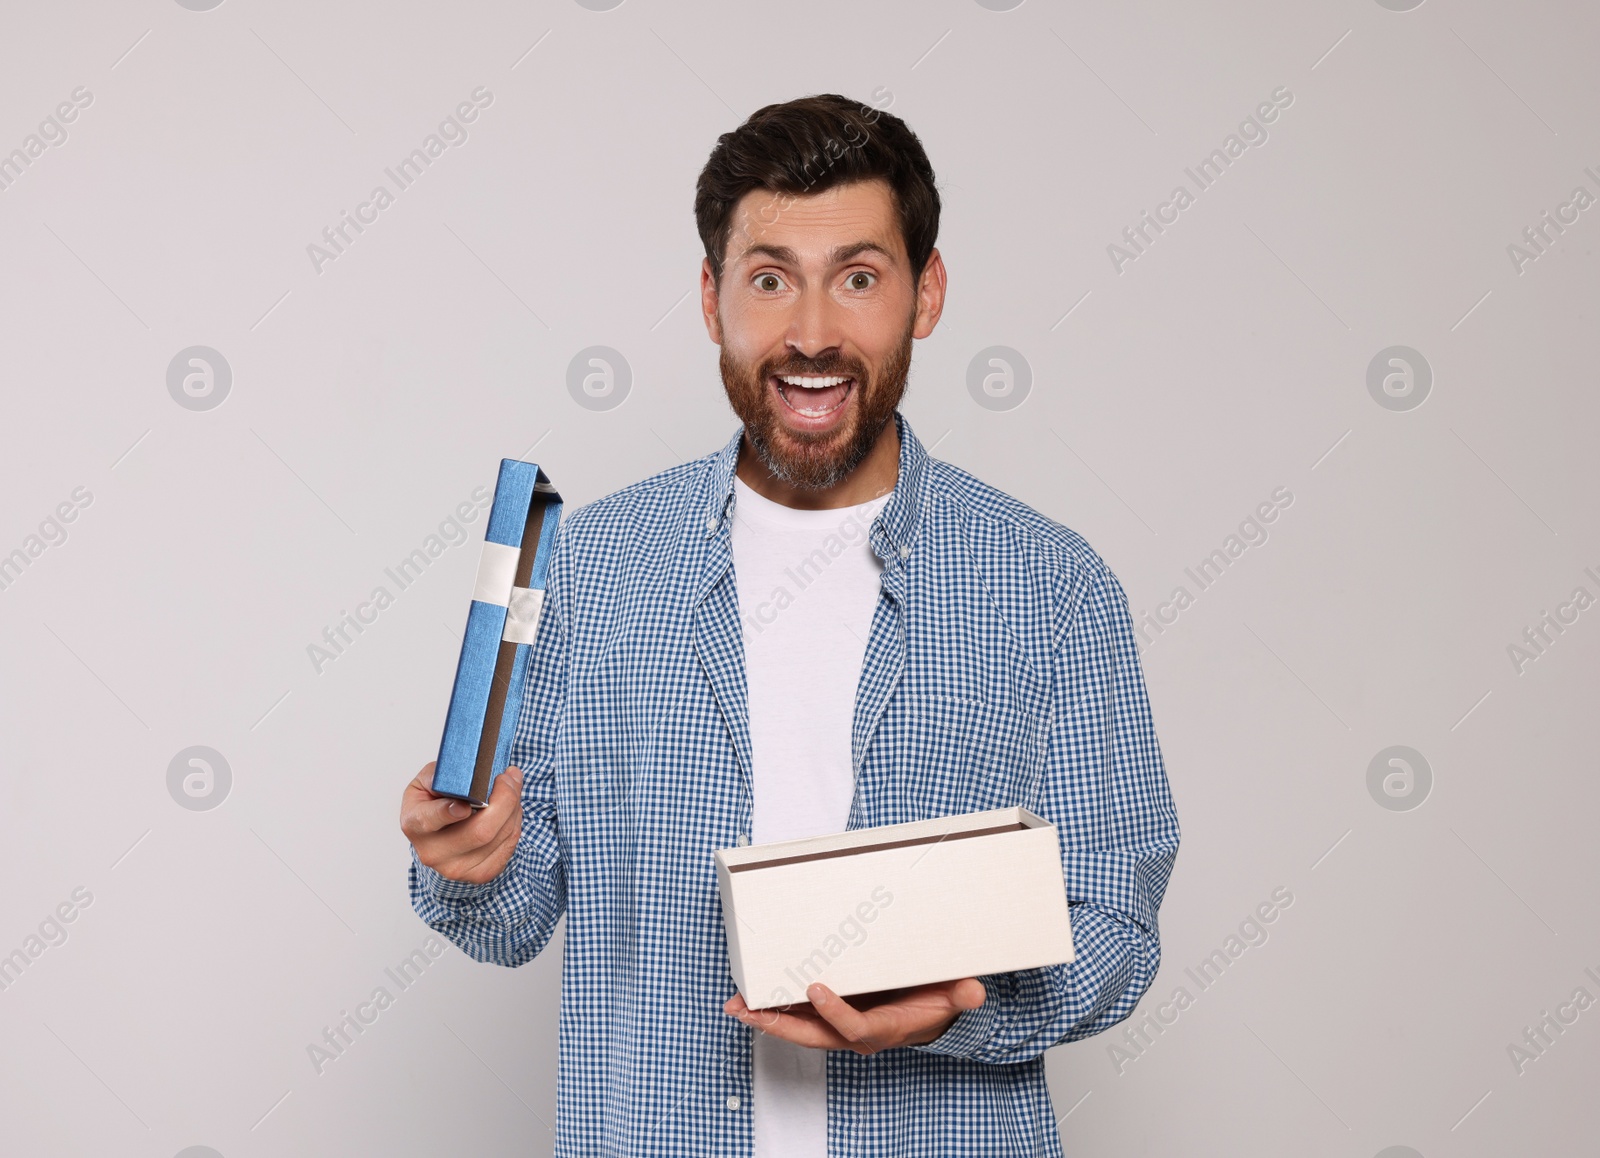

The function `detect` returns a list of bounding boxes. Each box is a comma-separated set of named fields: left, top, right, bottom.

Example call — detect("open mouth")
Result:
left=770, top=373, right=855, bottom=420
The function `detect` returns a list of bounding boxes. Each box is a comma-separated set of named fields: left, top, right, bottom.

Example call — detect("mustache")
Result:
left=762, top=355, right=866, bottom=380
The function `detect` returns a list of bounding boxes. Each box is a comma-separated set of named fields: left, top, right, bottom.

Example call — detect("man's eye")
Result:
left=846, top=272, right=874, bottom=290
left=756, top=274, right=784, bottom=292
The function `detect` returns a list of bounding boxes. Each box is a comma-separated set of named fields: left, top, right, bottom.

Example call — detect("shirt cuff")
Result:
left=910, top=982, right=1002, bottom=1060
left=410, top=849, right=512, bottom=903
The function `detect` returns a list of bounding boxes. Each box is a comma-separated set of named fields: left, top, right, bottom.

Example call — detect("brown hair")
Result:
left=694, top=93, right=941, bottom=284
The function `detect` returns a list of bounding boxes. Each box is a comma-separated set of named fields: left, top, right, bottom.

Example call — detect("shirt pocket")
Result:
left=898, top=692, right=1046, bottom=817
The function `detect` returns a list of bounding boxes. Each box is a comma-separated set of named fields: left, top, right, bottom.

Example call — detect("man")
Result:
left=401, top=93, right=1179, bottom=1157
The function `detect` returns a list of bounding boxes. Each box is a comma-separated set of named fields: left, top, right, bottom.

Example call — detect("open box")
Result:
left=715, top=806, right=1075, bottom=1011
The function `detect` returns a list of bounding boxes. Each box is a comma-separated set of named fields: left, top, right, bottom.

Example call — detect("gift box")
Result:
left=433, top=459, right=562, bottom=806
left=715, top=806, right=1075, bottom=1011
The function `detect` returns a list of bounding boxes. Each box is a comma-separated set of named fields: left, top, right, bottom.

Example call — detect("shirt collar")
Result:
left=702, top=409, right=928, bottom=565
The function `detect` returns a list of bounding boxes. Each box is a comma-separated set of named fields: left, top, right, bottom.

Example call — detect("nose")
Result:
left=785, top=279, right=846, bottom=364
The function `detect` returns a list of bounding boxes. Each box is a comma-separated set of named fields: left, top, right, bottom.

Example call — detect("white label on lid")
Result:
left=503, top=586, right=545, bottom=644
left=473, top=541, right=522, bottom=607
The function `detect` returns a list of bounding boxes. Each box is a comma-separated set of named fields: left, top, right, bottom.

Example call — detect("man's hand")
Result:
left=723, top=978, right=986, bottom=1055
left=399, top=762, right=523, bottom=884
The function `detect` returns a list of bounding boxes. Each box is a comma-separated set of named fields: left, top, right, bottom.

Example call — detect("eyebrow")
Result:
left=735, top=240, right=896, bottom=268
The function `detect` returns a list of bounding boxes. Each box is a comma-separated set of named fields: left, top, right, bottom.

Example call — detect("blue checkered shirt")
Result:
left=410, top=411, right=1180, bottom=1156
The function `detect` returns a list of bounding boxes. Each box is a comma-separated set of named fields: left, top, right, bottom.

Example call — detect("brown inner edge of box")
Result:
left=469, top=497, right=551, bottom=805
left=726, top=820, right=1029, bottom=872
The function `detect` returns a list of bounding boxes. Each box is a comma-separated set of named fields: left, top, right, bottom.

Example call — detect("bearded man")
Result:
left=401, top=93, right=1179, bottom=1158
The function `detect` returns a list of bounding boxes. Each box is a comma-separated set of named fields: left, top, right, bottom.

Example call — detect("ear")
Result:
left=911, top=248, right=947, bottom=340
left=700, top=258, right=723, bottom=345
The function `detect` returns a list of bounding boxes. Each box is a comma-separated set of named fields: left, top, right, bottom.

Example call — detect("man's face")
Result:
left=702, top=178, right=942, bottom=490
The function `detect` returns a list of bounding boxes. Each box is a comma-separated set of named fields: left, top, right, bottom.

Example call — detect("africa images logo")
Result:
left=167, top=346, right=232, bottom=412
left=966, top=346, right=1031, bottom=412
left=1366, top=746, right=1431, bottom=812
left=1366, top=346, right=1431, bottom=412
left=566, top=346, right=632, bottom=411
left=167, top=746, right=232, bottom=811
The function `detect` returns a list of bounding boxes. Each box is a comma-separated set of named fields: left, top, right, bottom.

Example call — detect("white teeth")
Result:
left=777, top=375, right=849, bottom=389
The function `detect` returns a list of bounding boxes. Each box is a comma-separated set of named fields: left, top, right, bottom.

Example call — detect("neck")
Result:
left=735, top=417, right=899, bottom=510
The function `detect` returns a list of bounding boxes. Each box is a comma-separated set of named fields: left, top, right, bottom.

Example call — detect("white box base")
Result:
left=715, top=806, right=1075, bottom=1010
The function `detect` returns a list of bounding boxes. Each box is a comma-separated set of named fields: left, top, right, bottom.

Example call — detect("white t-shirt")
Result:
left=729, top=473, right=890, bottom=1158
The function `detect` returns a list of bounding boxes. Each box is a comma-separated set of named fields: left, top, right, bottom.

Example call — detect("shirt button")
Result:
left=726, top=1095, right=742, bottom=1111
left=736, top=833, right=750, bottom=846
left=705, top=515, right=718, bottom=532
left=899, top=545, right=911, bottom=559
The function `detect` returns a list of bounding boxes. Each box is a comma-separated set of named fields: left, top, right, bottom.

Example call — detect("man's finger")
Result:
left=475, top=774, right=526, bottom=849
left=725, top=996, right=848, bottom=1050
left=489, top=765, right=525, bottom=809
left=400, top=793, right=477, bottom=839
left=412, top=761, right=438, bottom=792
left=402, top=767, right=522, bottom=842
left=723, top=993, right=779, bottom=1026
left=949, top=977, right=986, bottom=1011
left=805, top=983, right=877, bottom=1047
left=400, top=762, right=460, bottom=835
left=420, top=778, right=522, bottom=849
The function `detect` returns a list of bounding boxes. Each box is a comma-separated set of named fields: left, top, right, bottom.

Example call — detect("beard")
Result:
left=719, top=315, right=914, bottom=491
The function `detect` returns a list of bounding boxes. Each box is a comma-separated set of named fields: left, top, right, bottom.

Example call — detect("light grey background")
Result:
left=1, top=0, right=1595, bottom=1154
